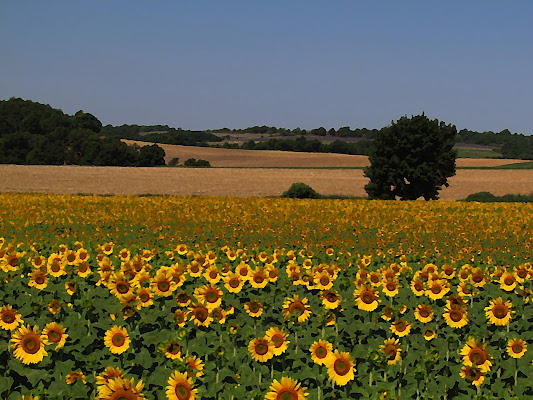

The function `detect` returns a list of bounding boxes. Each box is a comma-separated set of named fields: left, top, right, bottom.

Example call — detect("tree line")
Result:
left=0, top=98, right=166, bottom=166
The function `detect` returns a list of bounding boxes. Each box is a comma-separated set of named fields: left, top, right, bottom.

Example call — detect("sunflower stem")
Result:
left=318, top=384, right=322, bottom=400
left=514, top=358, right=518, bottom=391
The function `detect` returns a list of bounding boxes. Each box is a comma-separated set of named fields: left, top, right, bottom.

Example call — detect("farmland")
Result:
left=1, top=193, right=533, bottom=399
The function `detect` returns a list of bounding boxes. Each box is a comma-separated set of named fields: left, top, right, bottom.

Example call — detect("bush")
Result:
left=281, top=182, right=321, bottom=199
left=463, top=191, right=533, bottom=202
left=168, top=157, right=179, bottom=167
left=183, top=158, right=211, bottom=167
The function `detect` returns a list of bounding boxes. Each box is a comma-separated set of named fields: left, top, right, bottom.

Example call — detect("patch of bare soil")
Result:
left=1, top=165, right=531, bottom=200
left=124, top=140, right=529, bottom=168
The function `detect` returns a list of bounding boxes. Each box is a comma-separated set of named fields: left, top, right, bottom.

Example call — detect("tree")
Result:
left=364, top=114, right=457, bottom=200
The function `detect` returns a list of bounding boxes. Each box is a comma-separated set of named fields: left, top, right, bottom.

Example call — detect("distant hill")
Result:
left=0, top=98, right=166, bottom=166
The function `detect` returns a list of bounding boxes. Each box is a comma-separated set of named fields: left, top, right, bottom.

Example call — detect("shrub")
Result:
left=281, top=182, right=321, bottom=199
left=464, top=191, right=533, bottom=202
left=168, top=157, right=179, bottom=167
left=183, top=158, right=211, bottom=167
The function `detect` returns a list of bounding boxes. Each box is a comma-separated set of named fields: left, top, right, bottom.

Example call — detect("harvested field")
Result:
left=1, top=164, right=532, bottom=200
left=123, top=140, right=529, bottom=168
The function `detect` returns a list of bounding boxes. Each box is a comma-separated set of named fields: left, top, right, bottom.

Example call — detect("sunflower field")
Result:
left=1, top=193, right=532, bottom=400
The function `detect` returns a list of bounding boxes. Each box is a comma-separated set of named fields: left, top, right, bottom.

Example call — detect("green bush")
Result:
left=281, top=182, right=321, bottom=199
left=464, top=191, right=533, bottom=202
left=183, top=158, right=211, bottom=167
left=168, top=157, right=179, bottom=167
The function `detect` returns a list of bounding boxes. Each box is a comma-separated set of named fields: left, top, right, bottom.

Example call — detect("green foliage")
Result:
left=168, top=157, right=179, bottom=167
left=0, top=98, right=165, bottom=167
left=183, top=158, right=211, bottom=167
left=463, top=191, right=533, bottom=202
left=100, top=124, right=222, bottom=145
left=281, top=182, right=321, bottom=199
left=364, top=114, right=457, bottom=200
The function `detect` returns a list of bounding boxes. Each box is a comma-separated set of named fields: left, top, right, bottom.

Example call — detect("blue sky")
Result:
left=1, top=2, right=532, bottom=134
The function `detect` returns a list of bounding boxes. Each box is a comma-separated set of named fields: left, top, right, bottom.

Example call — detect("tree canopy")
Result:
left=364, top=114, right=457, bottom=200
left=0, top=98, right=165, bottom=166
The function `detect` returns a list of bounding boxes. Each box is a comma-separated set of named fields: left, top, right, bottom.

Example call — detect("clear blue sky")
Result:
left=1, top=2, right=532, bottom=134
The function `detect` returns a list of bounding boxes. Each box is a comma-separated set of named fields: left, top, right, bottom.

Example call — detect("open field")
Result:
left=123, top=140, right=529, bottom=168
left=1, top=164, right=532, bottom=200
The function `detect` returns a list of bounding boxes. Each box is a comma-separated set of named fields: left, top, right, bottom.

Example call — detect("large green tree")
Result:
left=364, top=114, right=457, bottom=200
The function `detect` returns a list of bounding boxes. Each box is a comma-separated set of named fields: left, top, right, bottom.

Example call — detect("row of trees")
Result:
left=0, top=98, right=166, bottom=166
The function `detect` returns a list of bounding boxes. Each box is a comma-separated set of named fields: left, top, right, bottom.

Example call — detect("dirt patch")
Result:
left=1, top=165, right=531, bottom=200
left=124, top=140, right=528, bottom=168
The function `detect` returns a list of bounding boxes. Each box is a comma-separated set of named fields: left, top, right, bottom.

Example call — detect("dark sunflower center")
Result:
left=384, top=344, right=397, bottom=359
left=271, top=335, right=283, bottom=347
left=158, top=281, right=170, bottom=292
left=190, top=265, right=199, bottom=273
left=414, top=282, right=423, bottom=291
left=315, top=346, right=327, bottom=358
left=175, top=384, right=190, bottom=400
left=512, top=343, right=523, bottom=353
left=279, top=390, right=298, bottom=400
left=140, top=293, right=150, bottom=302
left=117, top=282, right=130, bottom=294
left=517, top=270, right=527, bottom=278
left=467, top=368, right=480, bottom=380
left=470, top=349, right=486, bottom=364
left=320, top=277, right=330, bottom=286
left=229, top=278, right=240, bottom=288
left=206, top=291, right=218, bottom=302
left=112, top=333, right=126, bottom=347
left=2, top=311, right=15, bottom=323
left=361, top=291, right=375, bottom=304
left=253, top=275, right=264, bottom=284
left=194, top=307, right=208, bottom=322
left=51, top=263, right=61, bottom=272
left=178, top=294, right=189, bottom=302
left=504, top=276, right=515, bottom=285
left=168, top=343, right=181, bottom=354
left=48, top=329, right=61, bottom=342
left=325, top=293, right=338, bottom=302
left=386, top=282, right=396, bottom=291
left=493, top=305, right=507, bottom=318
left=22, top=334, right=41, bottom=354
left=255, top=342, right=268, bottom=355
left=450, top=310, right=463, bottom=322
left=249, top=302, right=260, bottom=312
left=334, top=359, right=350, bottom=375
left=371, top=275, right=380, bottom=283
left=209, top=271, right=218, bottom=279
left=419, top=308, right=430, bottom=318
left=395, top=321, right=406, bottom=331
left=431, top=285, right=442, bottom=294
left=288, top=301, right=304, bottom=314
left=472, top=274, right=483, bottom=283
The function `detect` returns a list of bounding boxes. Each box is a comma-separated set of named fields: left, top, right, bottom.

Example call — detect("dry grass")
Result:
left=1, top=165, right=532, bottom=200
left=124, top=140, right=529, bottom=168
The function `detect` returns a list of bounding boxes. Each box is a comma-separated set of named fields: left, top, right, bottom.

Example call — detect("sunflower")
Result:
left=65, top=280, right=78, bottom=296
left=245, top=300, right=263, bottom=318
left=423, top=328, right=436, bottom=341
left=499, top=272, right=517, bottom=292
left=248, top=337, right=275, bottom=362
left=163, top=340, right=183, bottom=360
left=266, top=265, right=279, bottom=282
left=10, top=325, right=48, bottom=364
left=108, top=272, right=134, bottom=299
left=426, top=279, right=450, bottom=300
left=353, top=285, right=380, bottom=312
left=76, top=261, right=92, bottom=278
left=485, top=297, right=513, bottom=326
left=203, top=265, right=222, bottom=284
left=264, top=376, right=308, bottom=400
left=321, top=290, right=342, bottom=310
left=187, top=261, right=203, bottom=278
left=382, top=279, right=400, bottom=297
left=507, top=338, right=527, bottom=359
left=410, top=279, right=425, bottom=296
left=48, top=299, right=62, bottom=315
left=64, top=249, right=78, bottom=265
left=165, top=370, right=198, bottom=400
left=188, top=303, right=213, bottom=327
left=281, top=295, right=312, bottom=323
left=443, top=305, right=468, bottom=329
left=28, top=269, right=48, bottom=290
left=441, top=264, right=456, bottom=279
left=459, top=366, right=485, bottom=386
left=19, top=395, right=39, bottom=400
left=265, top=327, right=290, bottom=356
left=313, top=271, right=334, bottom=290
left=309, top=340, right=333, bottom=365
left=97, top=377, right=146, bottom=400
left=136, top=288, right=154, bottom=309
left=249, top=267, right=269, bottom=289
left=65, top=371, right=87, bottom=384
left=184, top=355, right=204, bottom=379
left=414, top=304, right=434, bottom=323
left=174, top=309, right=188, bottom=326
left=104, top=326, right=130, bottom=355
left=325, top=350, right=355, bottom=386
left=47, top=253, right=66, bottom=277
left=210, top=307, right=227, bottom=324
left=223, top=272, right=244, bottom=293
left=176, top=291, right=192, bottom=307
left=153, top=271, right=178, bottom=297
left=0, top=305, right=23, bottom=330
left=380, top=338, right=401, bottom=365
left=460, top=338, right=492, bottom=372
left=96, top=366, right=124, bottom=388
left=390, top=320, right=411, bottom=337
left=469, top=268, right=487, bottom=288
left=194, top=284, right=223, bottom=310
left=42, top=322, right=68, bottom=350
